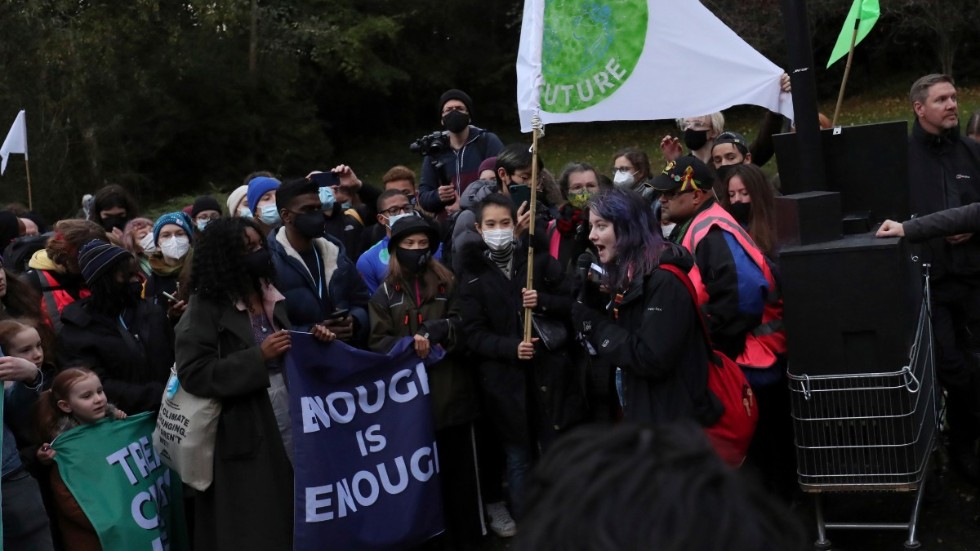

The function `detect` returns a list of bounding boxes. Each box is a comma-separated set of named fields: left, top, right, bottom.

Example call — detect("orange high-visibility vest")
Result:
left=679, top=202, right=786, bottom=369
left=35, top=270, right=90, bottom=332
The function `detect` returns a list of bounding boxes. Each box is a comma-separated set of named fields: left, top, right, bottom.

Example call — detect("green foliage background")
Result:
left=0, top=0, right=977, bottom=221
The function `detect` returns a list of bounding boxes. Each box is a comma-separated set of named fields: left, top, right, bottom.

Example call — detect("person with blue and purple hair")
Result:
left=570, top=188, right=720, bottom=426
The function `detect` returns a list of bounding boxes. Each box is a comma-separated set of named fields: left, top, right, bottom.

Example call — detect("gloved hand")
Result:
left=419, top=319, right=450, bottom=345
left=571, top=301, right=603, bottom=335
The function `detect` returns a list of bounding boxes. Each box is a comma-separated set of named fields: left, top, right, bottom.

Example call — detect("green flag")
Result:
left=827, top=0, right=880, bottom=68
left=53, top=412, right=189, bottom=551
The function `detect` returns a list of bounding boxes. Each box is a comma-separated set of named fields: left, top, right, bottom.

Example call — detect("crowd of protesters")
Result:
left=0, top=78, right=976, bottom=550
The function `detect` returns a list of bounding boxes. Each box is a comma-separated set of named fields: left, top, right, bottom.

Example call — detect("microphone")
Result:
left=576, top=252, right=595, bottom=303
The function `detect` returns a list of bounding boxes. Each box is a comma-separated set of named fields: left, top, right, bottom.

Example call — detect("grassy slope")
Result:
left=145, top=80, right=980, bottom=219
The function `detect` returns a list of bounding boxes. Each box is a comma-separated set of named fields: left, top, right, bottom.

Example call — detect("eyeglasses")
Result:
left=381, top=205, right=414, bottom=217
left=195, top=213, right=221, bottom=222
left=613, top=166, right=634, bottom=173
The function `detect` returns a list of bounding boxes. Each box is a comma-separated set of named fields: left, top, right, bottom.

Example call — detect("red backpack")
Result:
left=659, top=263, right=758, bottom=467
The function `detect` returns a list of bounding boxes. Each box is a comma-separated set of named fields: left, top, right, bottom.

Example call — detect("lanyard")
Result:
left=312, top=247, right=324, bottom=300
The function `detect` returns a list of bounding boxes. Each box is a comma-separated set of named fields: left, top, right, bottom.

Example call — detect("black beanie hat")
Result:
left=78, top=240, right=132, bottom=286
left=389, top=215, right=440, bottom=253
left=439, top=89, right=473, bottom=115
left=191, top=196, right=222, bottom=218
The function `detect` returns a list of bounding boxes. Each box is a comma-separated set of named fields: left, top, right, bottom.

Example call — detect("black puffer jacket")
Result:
left=457, top=238, right=586, bottom=447
left=57, top=298, right=174, bottom=413
left=579, top=245, right=720, bottom=426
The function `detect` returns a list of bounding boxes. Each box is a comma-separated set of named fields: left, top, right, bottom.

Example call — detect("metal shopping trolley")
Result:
left=788, top=272, right=939, bottom=550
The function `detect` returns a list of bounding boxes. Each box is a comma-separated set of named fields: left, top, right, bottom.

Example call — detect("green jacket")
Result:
left=368, top=277, right=478, bottom=430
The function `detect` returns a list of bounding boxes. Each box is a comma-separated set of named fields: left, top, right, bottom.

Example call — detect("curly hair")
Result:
left=190, top=217, right=268, bottom=304
left=46, top=219, right=108, bottom=274
left=516, top=422, right=807, bottom=551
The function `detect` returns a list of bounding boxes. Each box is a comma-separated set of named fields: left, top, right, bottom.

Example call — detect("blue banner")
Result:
left=286, top=334, right=445, bottom=550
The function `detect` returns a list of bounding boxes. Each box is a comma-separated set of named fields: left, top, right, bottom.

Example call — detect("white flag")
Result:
left=0, top=110, right=28, bottom=175
left=517, top=0, right=794, bottom=132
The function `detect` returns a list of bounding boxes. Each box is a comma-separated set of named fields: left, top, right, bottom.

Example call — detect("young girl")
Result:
left=368, top=215, right=480, bottom=547
left=34, top=368, right=126, bottom=551
left=0, top=319, right=55, bottom=550
left=457, top=193, right=585, bottom=521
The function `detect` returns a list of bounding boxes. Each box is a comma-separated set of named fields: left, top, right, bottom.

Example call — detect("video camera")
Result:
left=409, top=131, right=449, bottom=157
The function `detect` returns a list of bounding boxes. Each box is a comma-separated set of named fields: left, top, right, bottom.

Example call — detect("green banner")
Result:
left=53, top=412, right=188, bottom=551
left=1, top=385, right=5, bottom=551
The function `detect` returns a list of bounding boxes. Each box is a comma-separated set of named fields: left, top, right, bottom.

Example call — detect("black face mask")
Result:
left=443, top=110, right=470, bottom=134
left=683, top=128, right=709, bottom=151
left=292, top=211, right=325, bottom=239
left=101, top=215, right=128, bottom=232
left=728, top=202, right=752, bottom=226
left=244, top=249, right=275, bottom=280
left=395, top=248, right=431, bottom=273
left=126, top=281, right=144, bottom=303
left=715, top=163, right=735, bottom=184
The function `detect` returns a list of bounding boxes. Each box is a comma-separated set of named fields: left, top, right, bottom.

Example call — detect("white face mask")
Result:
left=138, top=232, right=157, bottom=254
left=482, top=228, right=514, bottom=251
left=386, top=211, right=415, bottom=230
left=160, top=235, right=190, bottom=260
left=613, top=170, right=635, bottom=189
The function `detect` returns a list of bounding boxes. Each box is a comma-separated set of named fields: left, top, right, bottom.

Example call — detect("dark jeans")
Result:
left=2, top=469, right=55, bottom=551
left=932, top=279, right=980, bottom=443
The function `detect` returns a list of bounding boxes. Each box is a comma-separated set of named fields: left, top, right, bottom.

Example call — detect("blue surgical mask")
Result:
left=319, top=187, right=336, bottom=211
left=341, top=201, right=352, bottom=210
left=258, top=204, right=281, bottom=225
left=196, top=220, right=210, bottom=232
left=239, top=207, right=253, bottom=219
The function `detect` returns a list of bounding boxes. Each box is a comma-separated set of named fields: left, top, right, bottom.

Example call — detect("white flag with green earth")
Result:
left=517, top=0, right=794, bottom=132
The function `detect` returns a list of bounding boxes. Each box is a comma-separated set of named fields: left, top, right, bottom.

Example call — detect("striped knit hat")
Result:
left=78, top=240, right=132, bottom=285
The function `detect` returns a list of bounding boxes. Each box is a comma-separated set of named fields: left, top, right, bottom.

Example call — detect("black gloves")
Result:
left=571, top=301, right=604, bottom=335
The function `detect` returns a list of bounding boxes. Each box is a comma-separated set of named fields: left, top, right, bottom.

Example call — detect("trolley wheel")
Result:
left=903, top=541, right=921, bottom=550
left=813, top=540, right=833, bottom=551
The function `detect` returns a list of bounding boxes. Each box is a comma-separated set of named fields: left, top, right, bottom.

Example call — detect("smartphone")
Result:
left=508, top=184, right=532, bottom=208
left=310, top=172, right=341, bottom=187
left=161, top=291, right=179, bottom=303
left=326, top=308, right=349, bottom=320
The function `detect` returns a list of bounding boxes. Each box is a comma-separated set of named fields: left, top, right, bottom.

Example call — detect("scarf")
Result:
left=555, top=205, right=586, bottom=236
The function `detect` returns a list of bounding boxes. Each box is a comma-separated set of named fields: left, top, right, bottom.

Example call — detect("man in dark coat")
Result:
left=57, top=240, right=173, bottom=413
left=418, top=89, right=504, bottom=215
left=906, top=73, right=980, bottom=480
left=267, top=178, right=370, bottom=345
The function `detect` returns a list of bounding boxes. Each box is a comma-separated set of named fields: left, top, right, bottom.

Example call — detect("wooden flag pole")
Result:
left=523, top=121, right=542, bottom=342
left=831, top=18, right=860, bottom=127
left=24, top=157, right=33, bottom=211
